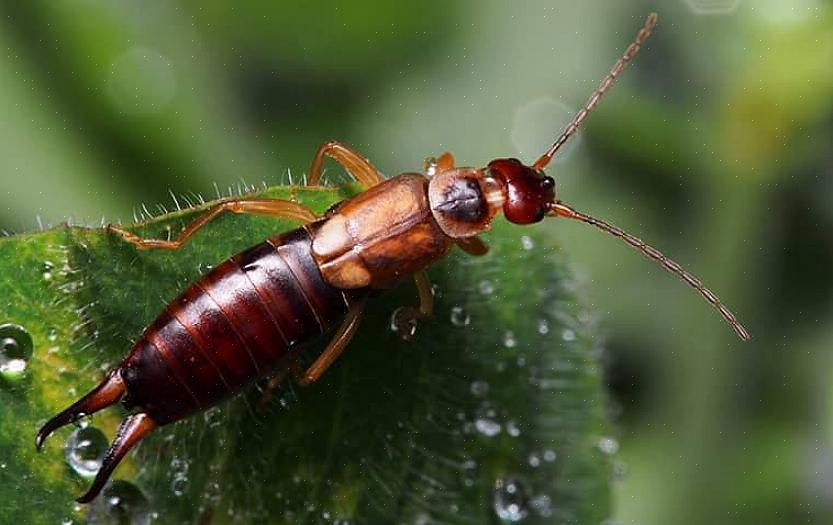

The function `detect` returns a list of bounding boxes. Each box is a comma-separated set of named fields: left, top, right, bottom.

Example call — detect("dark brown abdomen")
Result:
left=119, top=228, right=365, bottom=425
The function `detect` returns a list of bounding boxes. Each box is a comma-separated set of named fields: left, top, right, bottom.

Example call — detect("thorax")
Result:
left=308, top=173, right=453, bottom=289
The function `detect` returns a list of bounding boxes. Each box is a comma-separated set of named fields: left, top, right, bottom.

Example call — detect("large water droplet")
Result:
left=450, top=306, right=471, bottom=327
left=503, top=331, right=517, bottom=348
left=493, top=477, right=529, bottom=522
left=475, top=418, right=502, bottom=437
left=87, top=480, right=152, bottom=525
left=0, top=323, right=33, bottom=380
left=561, top=329, right=576, bottom=342
left=520, top=236, right=534, bottom=251
left=65, top=426, right=108, bottom=478
left=478, top=280, right=495, bottom=295
left=536, top=319, right=549, bottom=335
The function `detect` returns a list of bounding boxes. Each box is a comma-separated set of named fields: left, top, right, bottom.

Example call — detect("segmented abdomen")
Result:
left=120, top=228, right=365, bottom=424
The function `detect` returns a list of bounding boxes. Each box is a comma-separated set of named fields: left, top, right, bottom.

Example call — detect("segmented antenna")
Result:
left=551, top=202, right=751, bottom=341
left=533, top=13, right=658, bottom=170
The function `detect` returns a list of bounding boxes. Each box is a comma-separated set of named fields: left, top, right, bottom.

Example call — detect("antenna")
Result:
left=533, top=13, right=658, bottom=170
left=551, top=202, right=751, bottom=341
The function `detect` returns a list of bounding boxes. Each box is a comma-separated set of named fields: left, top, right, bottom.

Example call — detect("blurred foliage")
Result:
left=1, top=0, right=832, bottom=524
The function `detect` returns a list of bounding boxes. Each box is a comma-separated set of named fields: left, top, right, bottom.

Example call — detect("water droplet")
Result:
left=520, top=236, right=534, bottom=251
left=561, top=329, right=576, bottom=342
left=450, top=306, right=471, bottom=327
left=203, top=407, right=222, bottom=428
left=42, top=261, right=54, bottom=281
left=598, top=436, right=619, bottom=455
left=492, top=477, right=529, bottom=522
left=86, top=480, right=151, bottom=525
left=503, top=331, right=517, bottom=348
left=536, top=319, right=549, bottom=335
left=478, top=280, right=495, bottom=295
left=47, top=327, right=59, bottom=342
left=543, top=449, right=556, bottom=462
left=530, top=494, right=553, bottom=518
left=65, top=426, right=108, bottom=478
left=390, top=309, right=418, bottom=339
left=171, top=473, right=189, bottom=497
left=506, top=420, right=521, bottom=437
left=527, top=453, right=541, bottom=468
left=0, top=323, right=33, bottom=380
left=475, top=418, right=502, bottom=437
left=61, top=518, right=74, bottom=525
left=430, top=283, right=442, bottom=299
left=470, top=380, right=490, bottom=398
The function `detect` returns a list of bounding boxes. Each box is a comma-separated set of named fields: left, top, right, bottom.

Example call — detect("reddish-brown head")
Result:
left=487, top=158, right=555, bottom=224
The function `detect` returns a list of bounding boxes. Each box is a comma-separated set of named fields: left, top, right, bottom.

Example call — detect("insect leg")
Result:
left=456, top=236, right=489, bottom=256
left=390, top=270, right=434, bottom=341
left=108, top=198, right=318, bottom=251
left=255, top=362, right=299, bottom=413
left=307, top=141, right=384, bottom=188
left=76, top=412, right=157, bottom=504
left=297, top=297, right=368, bottom=386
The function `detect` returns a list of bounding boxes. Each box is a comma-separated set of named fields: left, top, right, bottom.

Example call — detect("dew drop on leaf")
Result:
left=0, top=323, right=33, bottom=380
left=449, top=306, right=471, bottom=327
left=42, top=261, right=54, bottom=281
left=65, top=426, right=108, bottom=478
left=86, top=480, right=152, bottom=525
left=492, top=477, right=530, bottom=522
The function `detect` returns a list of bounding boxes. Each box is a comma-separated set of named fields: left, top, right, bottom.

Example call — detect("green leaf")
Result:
left=0, top=185, right=611, bottom=524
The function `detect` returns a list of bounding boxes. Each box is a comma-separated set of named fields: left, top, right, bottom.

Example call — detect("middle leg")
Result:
left=390, top=270, right=434, bottom=341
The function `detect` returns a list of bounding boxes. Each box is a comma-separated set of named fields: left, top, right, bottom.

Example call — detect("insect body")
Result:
left=36, top=13, right=749, bottom=503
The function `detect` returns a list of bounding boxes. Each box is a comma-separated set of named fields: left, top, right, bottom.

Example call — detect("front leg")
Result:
left=390, top=271, right=434, bottom=341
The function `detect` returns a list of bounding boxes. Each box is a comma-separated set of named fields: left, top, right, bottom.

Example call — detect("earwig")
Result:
left=36, top=12, right=750, bottom=504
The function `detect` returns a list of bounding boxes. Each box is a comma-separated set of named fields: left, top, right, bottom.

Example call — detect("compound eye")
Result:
left=541, top=176, right=555, bottom=190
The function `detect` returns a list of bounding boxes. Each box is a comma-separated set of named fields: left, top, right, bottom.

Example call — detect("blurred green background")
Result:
left=1, top=0, right=831, bottom=524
